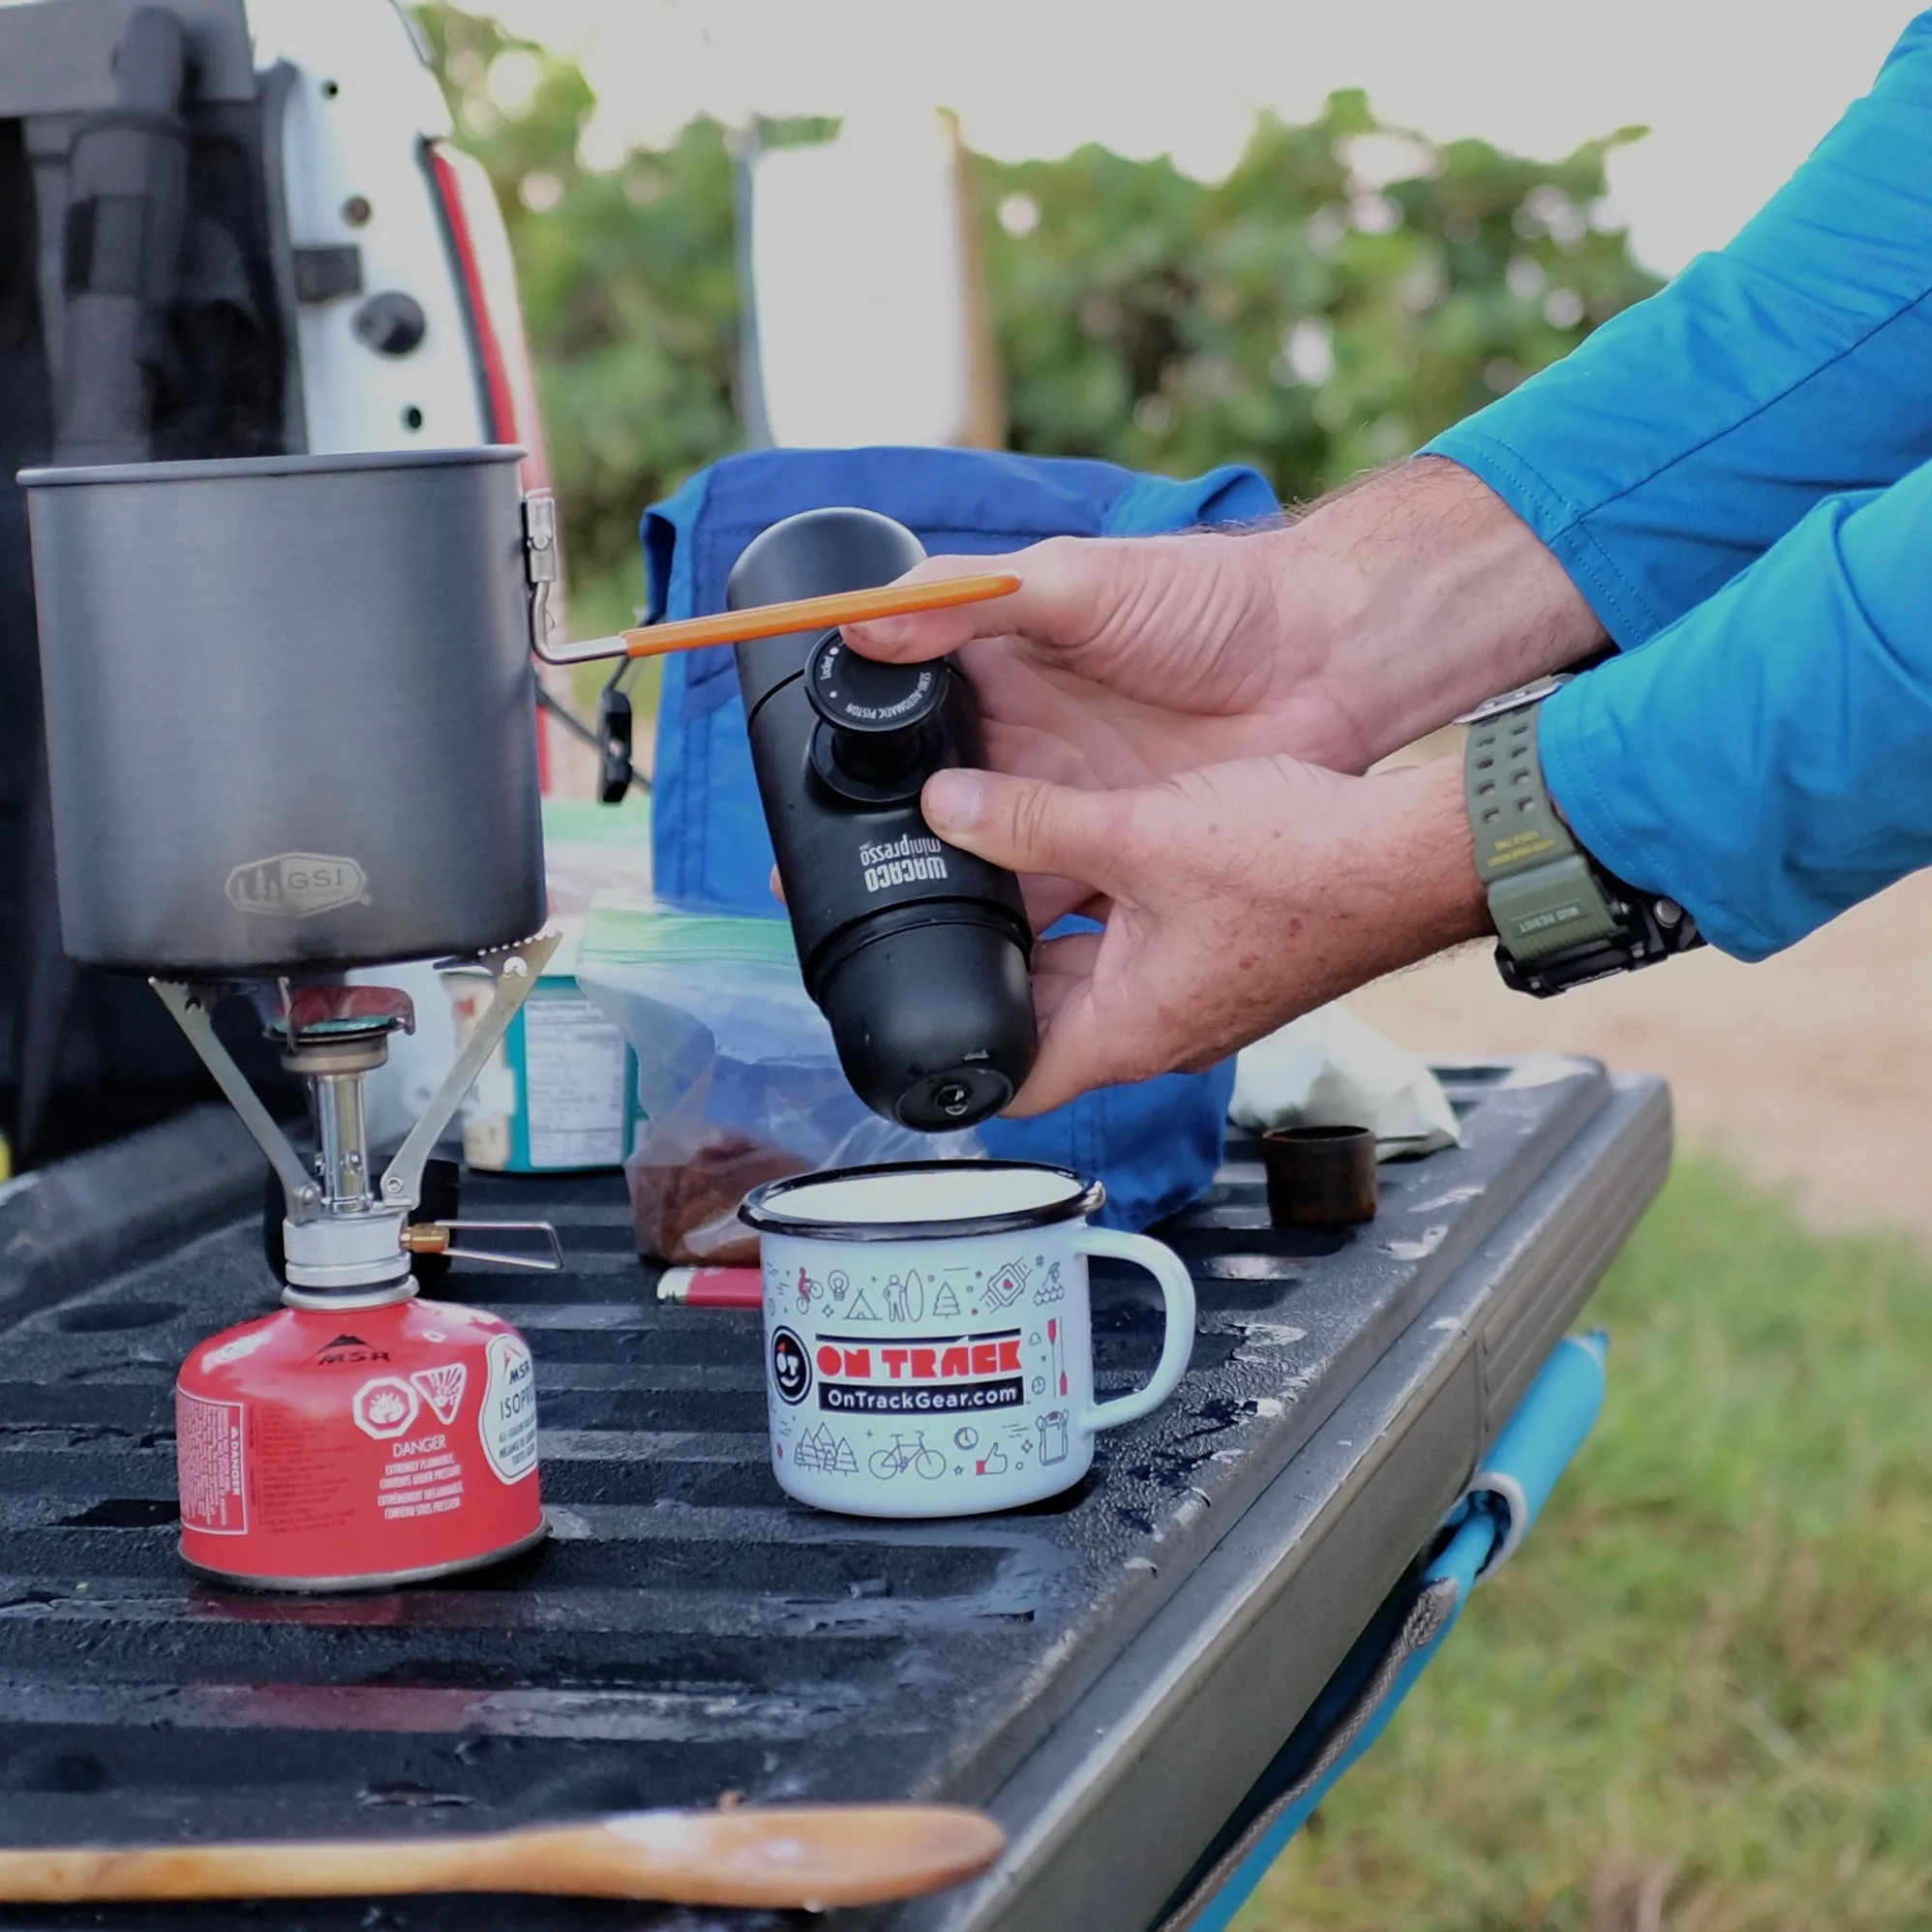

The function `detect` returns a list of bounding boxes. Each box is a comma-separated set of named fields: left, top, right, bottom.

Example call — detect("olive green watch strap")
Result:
left=1464, top=699, right=1621, bottom=963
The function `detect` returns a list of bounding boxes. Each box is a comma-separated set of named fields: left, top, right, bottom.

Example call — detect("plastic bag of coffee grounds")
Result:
left=576, top=900, right=978, bottom=1263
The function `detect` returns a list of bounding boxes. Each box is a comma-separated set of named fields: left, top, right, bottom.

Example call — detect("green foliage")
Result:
left=1236, top=1161, right=1932, bottom=1931
left=417, top=7, right=1660, bottom=608
left=981, top=95, right=1660, bottom=501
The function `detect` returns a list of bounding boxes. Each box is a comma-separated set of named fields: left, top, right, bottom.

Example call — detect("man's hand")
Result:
left=920, top=754, right=1491, bottom=1116
left=845, top=457, right=1604, bottom=789
left=829, top=459, right=1595, bottom=1102
left=846, top=528, right=1316, bottom=789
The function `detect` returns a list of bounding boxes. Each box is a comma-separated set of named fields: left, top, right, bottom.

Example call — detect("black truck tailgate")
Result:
left=0, top=1055, right=1669, bottom=1932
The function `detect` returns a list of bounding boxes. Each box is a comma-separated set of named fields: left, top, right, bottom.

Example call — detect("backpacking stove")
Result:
left=156, top=933, right=562, bottom=1590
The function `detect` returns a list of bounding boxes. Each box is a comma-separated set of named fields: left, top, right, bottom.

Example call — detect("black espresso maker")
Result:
left=730, top=509, right=1037, bottom=1132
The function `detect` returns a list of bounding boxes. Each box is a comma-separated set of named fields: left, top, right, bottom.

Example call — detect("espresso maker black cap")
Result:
left=816, top=911, right=1037, bottom=1130
left=733, top=507, right=927, bottom=719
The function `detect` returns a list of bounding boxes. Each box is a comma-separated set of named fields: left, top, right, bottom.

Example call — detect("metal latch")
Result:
left=292, top=244, right=364, bottom=303
left=522, top=489, right=563, bottom=661
left=521, top=488, right=641, bottom=667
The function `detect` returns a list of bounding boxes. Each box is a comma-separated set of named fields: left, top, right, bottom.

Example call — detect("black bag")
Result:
left=0, top=0, right=302, bottom=1164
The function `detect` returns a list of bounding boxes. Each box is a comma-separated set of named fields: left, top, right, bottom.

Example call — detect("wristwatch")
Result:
left=1461, top=678, right=1705, bottom=997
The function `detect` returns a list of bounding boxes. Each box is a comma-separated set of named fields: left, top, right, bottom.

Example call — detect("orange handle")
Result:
left=618, top=571, right=1022, bottom=660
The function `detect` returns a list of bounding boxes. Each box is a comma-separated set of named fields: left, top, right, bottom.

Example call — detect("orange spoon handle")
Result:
left=618, top=571, right=1022, bottom=659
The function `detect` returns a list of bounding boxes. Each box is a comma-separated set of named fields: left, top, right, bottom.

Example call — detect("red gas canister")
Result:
left=175, top=1288, right=542, bottom=1590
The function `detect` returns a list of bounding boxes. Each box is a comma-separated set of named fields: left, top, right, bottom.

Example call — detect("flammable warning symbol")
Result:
left=409, top=1362, right=468, bottom=1426
left=351, top=1376, right=420, bottom=1439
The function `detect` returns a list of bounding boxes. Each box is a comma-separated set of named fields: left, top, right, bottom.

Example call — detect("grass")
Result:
left=1234, top=1158, right=1932, bottom=1932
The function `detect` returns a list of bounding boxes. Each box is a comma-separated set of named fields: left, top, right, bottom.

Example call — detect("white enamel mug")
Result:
left=739, top=1161, right=1197, bottom=1518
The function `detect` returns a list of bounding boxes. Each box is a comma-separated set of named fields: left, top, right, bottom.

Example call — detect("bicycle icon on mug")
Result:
left=867, top=1433, right=946, bottom=1482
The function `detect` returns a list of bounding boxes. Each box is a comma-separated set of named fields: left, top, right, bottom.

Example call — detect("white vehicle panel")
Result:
left=251, top=0, right=486, bottom=454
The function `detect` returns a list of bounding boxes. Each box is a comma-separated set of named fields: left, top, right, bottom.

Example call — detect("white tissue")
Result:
left=1229, top=1003, right=1462, bottom=1159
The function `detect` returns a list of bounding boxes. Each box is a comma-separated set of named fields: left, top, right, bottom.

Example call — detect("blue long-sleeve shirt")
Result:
left=1425, top=14, right=1932, bottom=959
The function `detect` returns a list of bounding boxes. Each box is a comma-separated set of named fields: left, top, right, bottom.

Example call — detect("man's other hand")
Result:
left=921, top=753, right=1491, bottom=1116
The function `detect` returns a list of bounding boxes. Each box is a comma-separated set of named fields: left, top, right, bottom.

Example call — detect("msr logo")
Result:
left=310, top=1332, right=390, bottom=1368
left=226, top=853, right=367, bottom=919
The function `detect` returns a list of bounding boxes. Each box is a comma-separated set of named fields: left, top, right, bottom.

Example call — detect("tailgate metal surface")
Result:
left=0, top=1057, right=1668, bottom=1932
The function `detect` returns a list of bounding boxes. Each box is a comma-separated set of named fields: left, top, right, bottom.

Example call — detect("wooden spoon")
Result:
left=616, top=570, right=1022, bottom=659
left=0, top=1805, right=1006, bottom=1910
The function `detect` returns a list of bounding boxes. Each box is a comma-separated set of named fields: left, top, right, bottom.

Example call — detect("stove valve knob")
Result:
left=401, top=1220, right=562, bottom=1273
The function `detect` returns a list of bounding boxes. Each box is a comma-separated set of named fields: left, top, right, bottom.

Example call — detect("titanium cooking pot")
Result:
left=20, top=445, right=546, bottom=975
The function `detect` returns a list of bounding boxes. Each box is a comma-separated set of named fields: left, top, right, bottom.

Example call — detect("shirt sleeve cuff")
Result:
left=1422, top=427, right=1669, bottom=649
left=1536, top=674, right=1769, bottom=962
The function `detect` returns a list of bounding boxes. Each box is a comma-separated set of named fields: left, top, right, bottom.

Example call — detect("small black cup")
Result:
left=1261, top=1124, right=1378, bottom=1227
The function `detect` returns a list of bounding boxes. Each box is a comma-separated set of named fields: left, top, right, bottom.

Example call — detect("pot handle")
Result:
left=522, top=490, right=1021, bottom=669
left=523, top=490, right=584, bottom=663
left=1072, top=1228, right=1198, bottom=1434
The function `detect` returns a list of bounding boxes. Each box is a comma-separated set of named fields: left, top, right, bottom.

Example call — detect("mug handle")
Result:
left=1073, top=1227, right=1198, bottom=1434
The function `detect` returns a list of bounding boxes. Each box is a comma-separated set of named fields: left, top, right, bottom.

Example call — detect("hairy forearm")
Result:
left=1259, top=456, right=1606, bottom=772
left=1323, top=753, right=1493, bottom=990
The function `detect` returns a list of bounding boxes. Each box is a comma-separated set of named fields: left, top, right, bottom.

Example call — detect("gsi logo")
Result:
left=226, top=853, right=367, bottom=919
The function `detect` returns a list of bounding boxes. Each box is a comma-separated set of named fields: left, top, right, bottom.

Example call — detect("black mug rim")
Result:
left=740, top=1160, right=1106, bottom=1244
